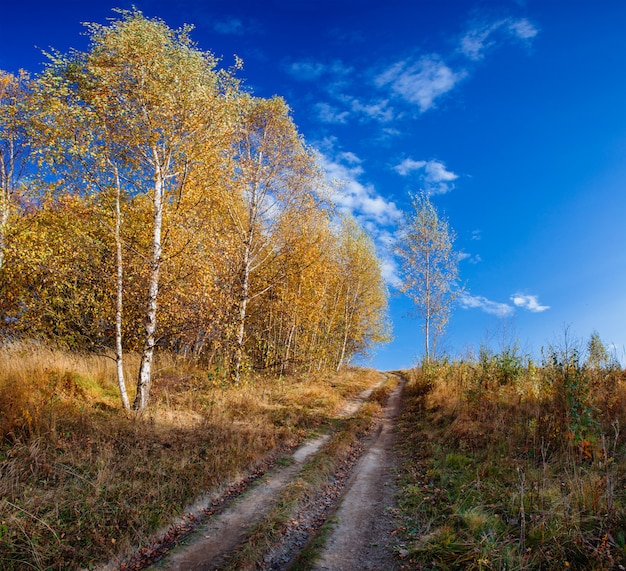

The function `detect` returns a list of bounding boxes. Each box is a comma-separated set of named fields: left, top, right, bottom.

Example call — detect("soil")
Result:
left=106, top=373, right=405, bottom=571
left=310, top=376, right=403, bottom=570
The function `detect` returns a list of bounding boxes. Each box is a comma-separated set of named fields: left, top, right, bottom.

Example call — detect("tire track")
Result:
left=112, top=374, right=393, bottom=571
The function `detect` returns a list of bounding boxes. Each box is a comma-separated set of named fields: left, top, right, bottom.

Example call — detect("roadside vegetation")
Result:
left=396, top=338, right=626, bottom=570
left=0, top=9, right=390, bottom=414
left=0, top=342, right=384, bottom=570
left=0, top=9, right=394, bottom=570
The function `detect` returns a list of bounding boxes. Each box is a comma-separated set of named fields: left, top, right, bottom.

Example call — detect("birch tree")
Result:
left=395, top=192, right=459, bottom=362
left=0, top=70, right=32, bottom=272
left=227, top=95, right=323, bottom=382
left=39, top=9, right=239, bottom=410
left=333, top=216, right=391, bottom=370
left=251, top=202, right=334, bottom=373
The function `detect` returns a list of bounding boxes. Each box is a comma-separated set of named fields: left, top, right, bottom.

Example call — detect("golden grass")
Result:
left=396, top=360, right=626, bottom=570
left=0, top=341, right=380, bottom=570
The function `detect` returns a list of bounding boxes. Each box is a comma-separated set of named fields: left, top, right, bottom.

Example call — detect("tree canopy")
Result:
left=0, top=10, right=391, bottom=409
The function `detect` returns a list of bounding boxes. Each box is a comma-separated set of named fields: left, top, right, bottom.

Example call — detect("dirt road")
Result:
left=311, top=376, right=403, bottom=570
left=112, top=373, right=405, bottom=571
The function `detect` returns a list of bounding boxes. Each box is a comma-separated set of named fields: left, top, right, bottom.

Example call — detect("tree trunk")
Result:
left=0, top=137, right=14, bottom=272
left=425, top=314, right=431, bottom=365
left=0, top=181, right=8, bottom=272
left=133, top=150, right=164, bottom=411
left=233, top=230, right=252, bottom=384
left=113, top=163, right=130, bottom=410
left=424, top=251, right=431, bottom=364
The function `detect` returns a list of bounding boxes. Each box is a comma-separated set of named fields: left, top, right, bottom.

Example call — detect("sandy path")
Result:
left=153, top=435, right=330, bottom=571
left=311, top=374, right=404, bottom=571
left=143, top=377, right=391, bottom=571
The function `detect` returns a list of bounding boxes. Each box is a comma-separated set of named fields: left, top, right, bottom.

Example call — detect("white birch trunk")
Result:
left=0, top=137, right=14, bottom=272
left=0, top=179, right=8, bottom=273
left=133, top=148, right=164, bottom=411
left=233, top=233, right=252, bottom=384
left=112, top=163, right=130, bottom=410
left=336, top=285, right=359, bottom=372
left=425, top=251, right=431, bottom=364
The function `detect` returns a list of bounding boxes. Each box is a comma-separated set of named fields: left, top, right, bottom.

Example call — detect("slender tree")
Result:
left=226, top=95, right=323, bottom=382
left=0, top=70, right=31, bottom=273
left=38, top=9, right=239, bottom=410
left=587, top=330, right=609, bottom=370
left=333, top=216, right=391, bottom=370
left=395, top=192, right=460, bottom=362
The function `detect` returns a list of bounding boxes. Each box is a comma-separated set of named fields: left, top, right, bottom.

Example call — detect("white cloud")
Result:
left=394, top=158, right=458, bottom=195
left=460, top=17, right=539, bottom=60
left=321, top=153, right=402, bottom=226
left=511, top=293, right=550, bottom=312
left=317, top=94, right=396, bottom=125
left=460, top=26, right=496, bottom=61
left=287, top=59, right=352, bottom=82
left=338, top=151, right=361, bottom=165
left=315, top=102, right=350, bottom=124
left=424, top=160, right=457, bottom=182
left=317, top=146, right=404, bottom=286
left=394, top=158, right=426, bottom=176
left=459, top=291, right=548, bottom=317
left=380, top=257, right=402, bottom=288
left=458, top=252, right=482, bottom=264
left=288, top=60, right=328, bottom=81
left=349, top=97, right=395, bottom=123
left=459, top=293, right=515, bottom=318
left=213, top=18, right=245, bottom=35
left=376, top=56, right=466, bottom=112
left=286, top=15, right=538, bottom=132
left=508, top=18, right=539, bottom=40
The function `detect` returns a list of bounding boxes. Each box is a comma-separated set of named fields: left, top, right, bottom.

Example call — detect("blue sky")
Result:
left=3, top=1, right=626, bottom=369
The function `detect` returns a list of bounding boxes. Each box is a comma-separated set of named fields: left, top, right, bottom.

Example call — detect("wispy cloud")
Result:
left=459, top=293, right=515, bottom=318
left=511, top=293, right=550, bottom=312
left=348, top=97, right=396, bottom=123
left=460, top=17, right=539, bottom=60
left=313, top=94, right=395, bottom=125
left=287, top=60, right=328, bottom=81
left=508, top=18, right=539, bottom=40
left=394, top=158, right=458, bottom=194
left=283, top=14, right=538, bottom=126
left=376, top=55, right=467, bottom=113
left=379, top=256, right=401, bottom=288
left=315, top=102, right=350, bottom=124
left=316, top=142, right=403, bottom=285
left=459, top=291, right=549, bottom=317
left=458, top=252, right=482, bottom=264
left=394, top=158, right=427, bottom=176
left=286, top=59, right=353, bottom=82
left=213, top=18, right=245, bottom=35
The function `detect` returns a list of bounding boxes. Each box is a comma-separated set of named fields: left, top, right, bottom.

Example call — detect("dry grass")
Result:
left=396, top=357, right=626, bottom=570
left=0, top=341, right=379, bottom=570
